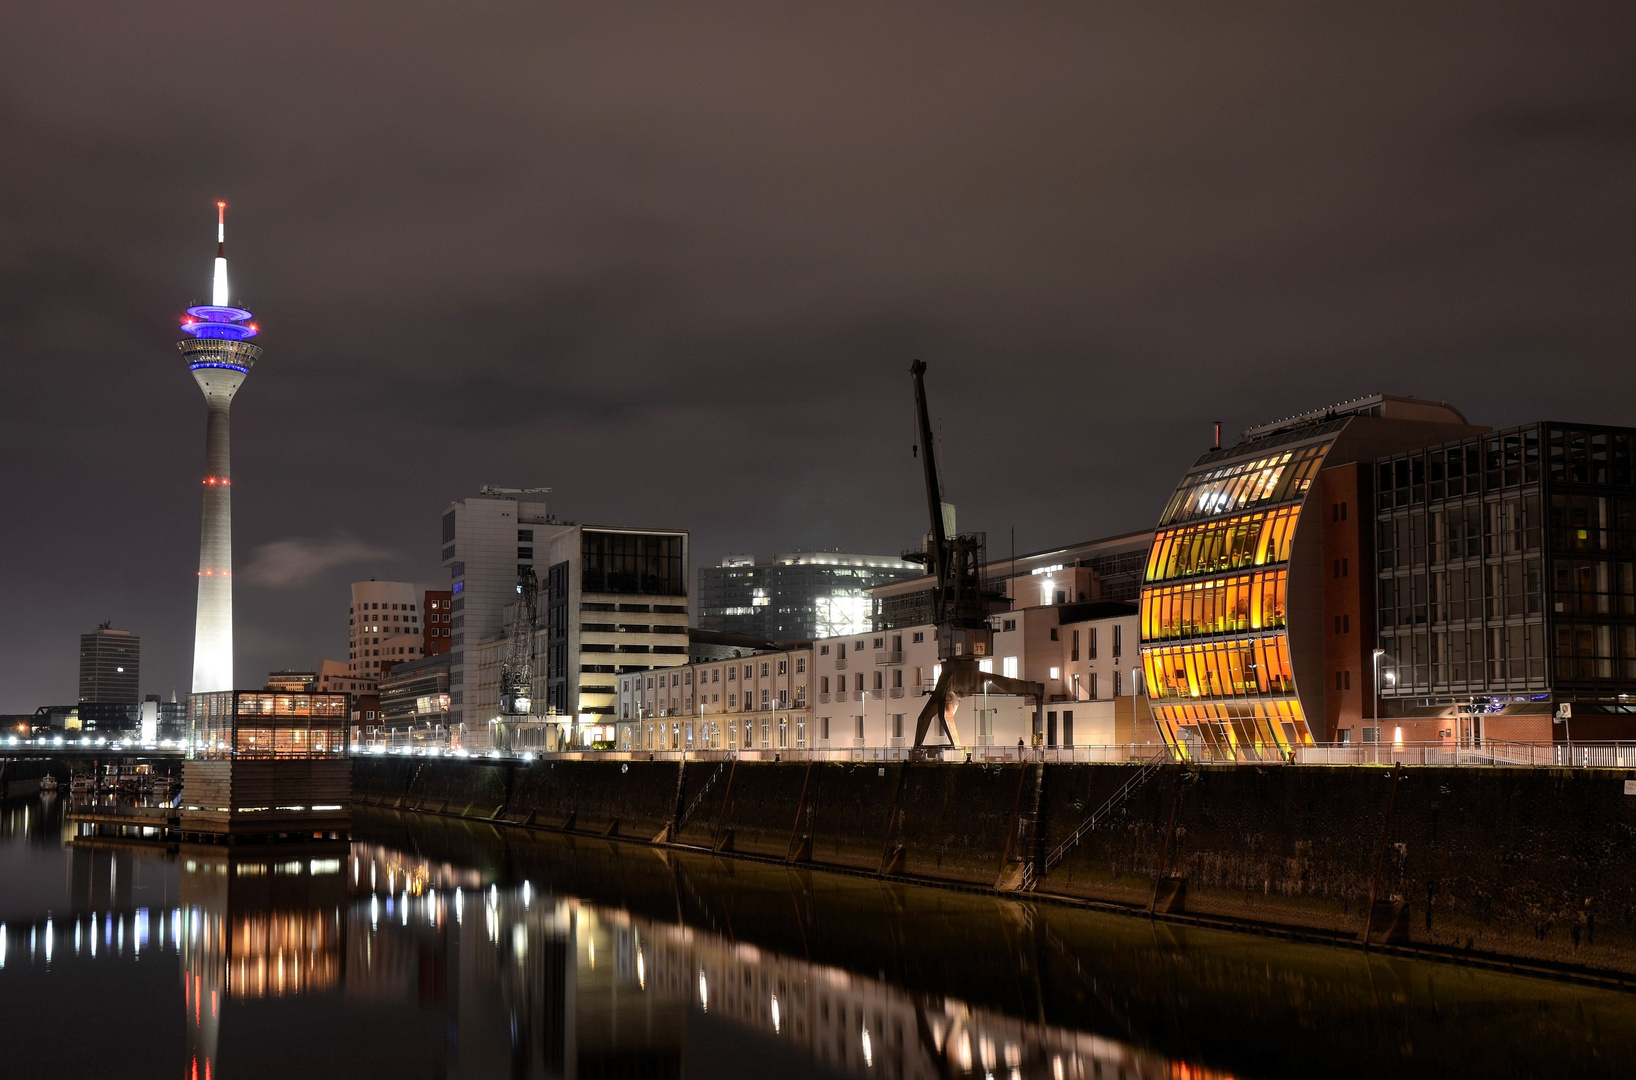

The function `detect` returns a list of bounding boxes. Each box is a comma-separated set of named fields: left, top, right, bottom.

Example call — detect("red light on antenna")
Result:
left=247, top=324, right=257, bottom=332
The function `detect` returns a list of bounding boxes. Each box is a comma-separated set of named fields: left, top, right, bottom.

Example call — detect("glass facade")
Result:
left=1142, top=566, right=1289, bottom=642
left=1376, top=423, right=1636, bottom=705
left=1142, top=441, right=1330, bottom=760
left=698, top=553, right=924, bottom=640
left=187, top=691, right=350, bottom=760
left=581, top=531, right=687, bottom=596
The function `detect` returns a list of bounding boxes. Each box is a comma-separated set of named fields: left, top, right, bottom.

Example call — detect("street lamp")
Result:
left=1371, top=648, right=1386, bottom=747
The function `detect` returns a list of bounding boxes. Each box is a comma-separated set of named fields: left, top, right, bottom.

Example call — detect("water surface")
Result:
left=2, top=794, right=1633, bottom=1078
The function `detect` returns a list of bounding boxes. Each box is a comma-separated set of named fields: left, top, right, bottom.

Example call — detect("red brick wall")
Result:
left=1320, top=464, right=1373, bottom=741
left=424, top=590, right=452, bottom=656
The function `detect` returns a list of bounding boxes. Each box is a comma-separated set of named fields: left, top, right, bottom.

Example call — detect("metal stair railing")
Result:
left=676, top=760, right=729, bottom=833
left=1022, top=749, right=1169, bottom=891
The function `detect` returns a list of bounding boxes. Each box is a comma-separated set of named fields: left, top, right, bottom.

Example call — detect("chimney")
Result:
left=1213, top=421, right=1222, bottom=450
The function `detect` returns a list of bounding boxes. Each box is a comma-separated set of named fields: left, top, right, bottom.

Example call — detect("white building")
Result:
left=442, top=491, right=552, bottom=730
left=616, top=644, right=813, bottom=752
left=347, top=580, right=425, bottom=694
left=607, top=601, right=1159, bottom=755
left=807, top=601, right=1158, bottom=752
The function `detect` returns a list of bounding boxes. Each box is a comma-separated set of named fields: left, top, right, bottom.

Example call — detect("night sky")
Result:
left=4, top=3, right=1635, bottom=710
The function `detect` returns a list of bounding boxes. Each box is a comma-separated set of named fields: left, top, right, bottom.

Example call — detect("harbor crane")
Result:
left=907, top=359, right=1044, bottom=755
left=495, top=565, right=538, bottom=752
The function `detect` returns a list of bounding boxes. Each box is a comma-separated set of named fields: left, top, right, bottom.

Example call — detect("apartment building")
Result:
left=616, top=643, right=813, bottom=752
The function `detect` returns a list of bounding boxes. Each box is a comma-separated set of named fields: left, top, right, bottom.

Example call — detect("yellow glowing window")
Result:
left=1141, top=636, right=1294, bottom=701
left=1144, top=506, right=1300, bottom=584
left=1140, top=567, right=1288, bottom=642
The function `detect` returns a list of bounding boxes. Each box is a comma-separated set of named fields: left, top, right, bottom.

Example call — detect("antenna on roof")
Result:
left=212, top=201, right=230, bottom=306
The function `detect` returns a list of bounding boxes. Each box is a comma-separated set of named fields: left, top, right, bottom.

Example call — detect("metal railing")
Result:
left=341, top=738, right=1636, bottom=769
left=346, top=742, right=1172, bottom=765
left=1296, top=740, right=1636, bottom=768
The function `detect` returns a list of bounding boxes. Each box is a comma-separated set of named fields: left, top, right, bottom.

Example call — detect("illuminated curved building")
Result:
left=179, top=202, right=260, bottom=693
left=1141, top=396, right=1481, bottom=760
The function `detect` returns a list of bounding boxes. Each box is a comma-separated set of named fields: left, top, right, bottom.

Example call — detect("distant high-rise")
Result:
left=78, top=625, right=139, bottom=703
left=179, top=202, right=261, bottom=693
left=697, top=552, right=925, bottom=641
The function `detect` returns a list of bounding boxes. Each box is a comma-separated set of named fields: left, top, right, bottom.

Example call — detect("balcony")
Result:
left=870, top=688, right=884, bottom=700
left=876, top=651, right=902, bottom=665
left=819, top=693, right=831, bottom=704
left=834, top=658, right=848, bottom=671
left=889, top=687, right=905, bottom=699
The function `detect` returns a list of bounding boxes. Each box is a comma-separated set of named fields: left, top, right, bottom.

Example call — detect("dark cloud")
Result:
left=3, top=2, right=1636, bottom=707
left=241, top=537, right=400, bottom=589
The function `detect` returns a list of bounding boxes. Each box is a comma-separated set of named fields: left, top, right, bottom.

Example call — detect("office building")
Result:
left=265, top=670, right=316, bottom=692
left=179, top=202, right=260, bottom=693
left=1139, top=395, right=1485, bottom=761
left=423, top=589, right=452, bottom=656
left=697, top=552, right=924, bottom=640
left=78, top=625, right=139, bottom=703
left=375, top=653, right=452, bottom=747
left=1370, top=422, right=1636, bottom=743
left=139, top=694, right=185, bottom=742
left=442, top=489, right=689, bottom=739
left=348, top=581, right=426, bottom=691
left=441, top=490, right=555, bottom=732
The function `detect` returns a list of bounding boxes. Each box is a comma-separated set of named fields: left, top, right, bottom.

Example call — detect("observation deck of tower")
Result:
left=179, top=202, right=261, bottom=693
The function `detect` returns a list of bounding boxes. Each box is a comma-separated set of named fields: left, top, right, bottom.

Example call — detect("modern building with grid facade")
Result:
left=1371, top=422, right=1636, bottom=742
left=78, top=625, right=139, bottom=704
left=697, top=552, right=924, bottom=641
left=1140, top=395, right=1484, bottom=761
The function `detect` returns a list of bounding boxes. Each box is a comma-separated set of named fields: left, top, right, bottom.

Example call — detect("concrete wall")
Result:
left=353, top=756, right=1636, bottom=975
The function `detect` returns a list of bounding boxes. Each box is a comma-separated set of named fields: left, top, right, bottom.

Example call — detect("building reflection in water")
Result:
left=340, top=842, right=1220, bottom=1080
left=0, top=802, right=1221, bottom=1080
left=176, top=844, right=351, bottom=1078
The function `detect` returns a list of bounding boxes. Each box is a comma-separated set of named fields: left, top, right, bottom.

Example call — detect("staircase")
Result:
left=675, top=761, right=728, bottom=834
left=1018, top=749, right=1169, bottom=892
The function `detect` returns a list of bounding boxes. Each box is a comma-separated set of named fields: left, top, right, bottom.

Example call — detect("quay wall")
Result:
left=352, top=756, right=1636, bottom=975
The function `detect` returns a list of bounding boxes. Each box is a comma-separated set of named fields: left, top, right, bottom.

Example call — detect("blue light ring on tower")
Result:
left=181, top=304, right=258, bottom=341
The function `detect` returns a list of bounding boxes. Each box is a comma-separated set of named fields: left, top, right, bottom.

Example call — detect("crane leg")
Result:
left=912, top=669, right=961, bottom=748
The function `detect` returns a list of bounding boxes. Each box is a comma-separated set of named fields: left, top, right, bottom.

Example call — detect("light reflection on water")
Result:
left=2, top=795, right=1635, bottom=1079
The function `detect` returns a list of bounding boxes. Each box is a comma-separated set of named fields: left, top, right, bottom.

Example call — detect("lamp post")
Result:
left=1371, top=648, right=1386, bottom=749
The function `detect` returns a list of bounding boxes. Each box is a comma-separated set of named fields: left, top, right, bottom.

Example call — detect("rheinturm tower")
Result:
left=179, top=202, right=260, bottom=693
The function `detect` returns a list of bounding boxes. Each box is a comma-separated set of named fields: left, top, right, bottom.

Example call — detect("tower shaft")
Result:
left=191, top=393, right=237, bottom=692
